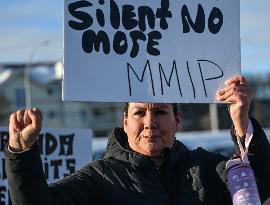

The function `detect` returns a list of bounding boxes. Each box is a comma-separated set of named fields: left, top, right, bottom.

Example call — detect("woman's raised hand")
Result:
left=9, top=108, right=43, bottom=152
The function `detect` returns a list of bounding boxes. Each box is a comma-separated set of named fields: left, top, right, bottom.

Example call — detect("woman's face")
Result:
left=124, top=103, right=181, bottom=157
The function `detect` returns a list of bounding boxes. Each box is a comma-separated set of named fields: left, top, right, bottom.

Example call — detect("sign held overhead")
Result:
left=64, top=0, right=240, bottom=103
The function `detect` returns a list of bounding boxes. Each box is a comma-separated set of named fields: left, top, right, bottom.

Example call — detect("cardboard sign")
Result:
left=64, top=0, right=240, bottom=103
left=0, top=128, right=92, bottom=205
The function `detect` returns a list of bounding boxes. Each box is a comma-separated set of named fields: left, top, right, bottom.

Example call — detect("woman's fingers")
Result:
left=9, top=108, right=43, bottom=136
left=9, top=108, right=43, bottom=151
left=27, top=108, right=43, bottom=131
left=24, top=110, right=32, bottom=126
left=217, top=84, right=251, bottom=102
left=16, top=109, right=25, bottom=130
left=225, top=75, right=248, bottom=86
left=9, top=113, right=21, bottom=133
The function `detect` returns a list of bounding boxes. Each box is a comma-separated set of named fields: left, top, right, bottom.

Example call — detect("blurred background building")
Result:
left=0, top=0, right=269, bottom=137
left=0, top=62, right=124, bottom=137
left=0, top=62, right=269, bottom=137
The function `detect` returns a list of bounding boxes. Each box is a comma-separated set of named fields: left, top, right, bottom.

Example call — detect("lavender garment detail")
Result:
left=227, top=164, right=261, bottom=205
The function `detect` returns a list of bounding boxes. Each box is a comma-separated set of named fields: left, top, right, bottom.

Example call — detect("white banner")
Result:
left=0, top=127, right=92, bottom=205
left=64, top=0, right=240, bottom=103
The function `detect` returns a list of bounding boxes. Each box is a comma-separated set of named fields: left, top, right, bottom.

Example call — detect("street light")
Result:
left=24, top=40, right=50, bottom=108
left=209, top=103, right=219, bottom=132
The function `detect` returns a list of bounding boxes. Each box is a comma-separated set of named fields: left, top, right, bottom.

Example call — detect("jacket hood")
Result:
left=103, top=127, right=189, bottom=170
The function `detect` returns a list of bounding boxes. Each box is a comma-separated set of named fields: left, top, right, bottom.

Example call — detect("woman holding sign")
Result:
left=4, top=76, right=270, bottom=205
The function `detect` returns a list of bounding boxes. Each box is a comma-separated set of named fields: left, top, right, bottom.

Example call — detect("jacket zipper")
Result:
left=156, top=167, right=174, bottom=205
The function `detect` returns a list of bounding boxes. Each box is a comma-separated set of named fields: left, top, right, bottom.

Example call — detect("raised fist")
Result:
left=9, top=108, right=43, bottom=152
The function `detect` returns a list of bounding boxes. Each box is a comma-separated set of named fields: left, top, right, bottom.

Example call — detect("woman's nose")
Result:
left=144, top=112, right=157, bottom=129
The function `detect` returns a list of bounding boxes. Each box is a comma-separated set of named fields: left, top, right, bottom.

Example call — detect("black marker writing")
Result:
left=0, top=158, right=6, bottom=180
left=0, top=132, right=8, bottom=152
left=159, top=60, right=182, bottom=96
left=68, top=0, right=173, bottom=58
left=182, top=4, right=223, bottom=34
left=0, top=186, right=7, bottom=205
left=198, top=59, right=224, bottom=97
left=186, top=62, right=196, bottom=98
left=127, top=60, right=155, bottom=96
left=43, top=157, right=76, bottom=180
left=127, top=59, right=224, bottom=98
left=38, top=132, right=74, bottom=156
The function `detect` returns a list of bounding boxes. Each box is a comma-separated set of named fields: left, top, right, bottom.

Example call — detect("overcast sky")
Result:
left=0, top=0, right=269, bottom=74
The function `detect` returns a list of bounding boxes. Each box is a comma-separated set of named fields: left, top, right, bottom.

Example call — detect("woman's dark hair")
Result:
left=123, top=103, right=179, bottom=116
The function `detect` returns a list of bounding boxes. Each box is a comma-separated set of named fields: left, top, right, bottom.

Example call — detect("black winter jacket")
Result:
left=5, top=118, right=270, bottom=205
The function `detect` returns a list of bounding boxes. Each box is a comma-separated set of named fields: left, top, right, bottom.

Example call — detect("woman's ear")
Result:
left=123, top=113, right=128, bottom=133
left=175, top=112, right=181, bottom=131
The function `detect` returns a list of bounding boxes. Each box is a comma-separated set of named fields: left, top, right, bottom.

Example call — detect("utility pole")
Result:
left=209, top=103, right=219, bottom=132
left=24, top=40, right=49, bottom=108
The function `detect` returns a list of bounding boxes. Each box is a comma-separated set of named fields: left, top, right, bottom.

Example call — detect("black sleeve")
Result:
left=193, top=147, right=232, bottom=204
left=231, top=118, right=270, bottom=203
left=4, top=143, right=99, bottom=205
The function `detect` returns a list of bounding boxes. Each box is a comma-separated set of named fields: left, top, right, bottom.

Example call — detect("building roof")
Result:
left=0, top=70, right=12, bottom=85
left=0, top=63, right=62, bottom=86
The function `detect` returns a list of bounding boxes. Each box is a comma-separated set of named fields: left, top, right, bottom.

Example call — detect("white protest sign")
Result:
left=0, top=127, right=92, bottom=205
left=64, top=0, right=240, bottom=103
left=0, top=130, right=9, bottom=205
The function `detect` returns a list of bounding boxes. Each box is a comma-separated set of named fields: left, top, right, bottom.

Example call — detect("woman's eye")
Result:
left=134, top=111, right=145, bottom=117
